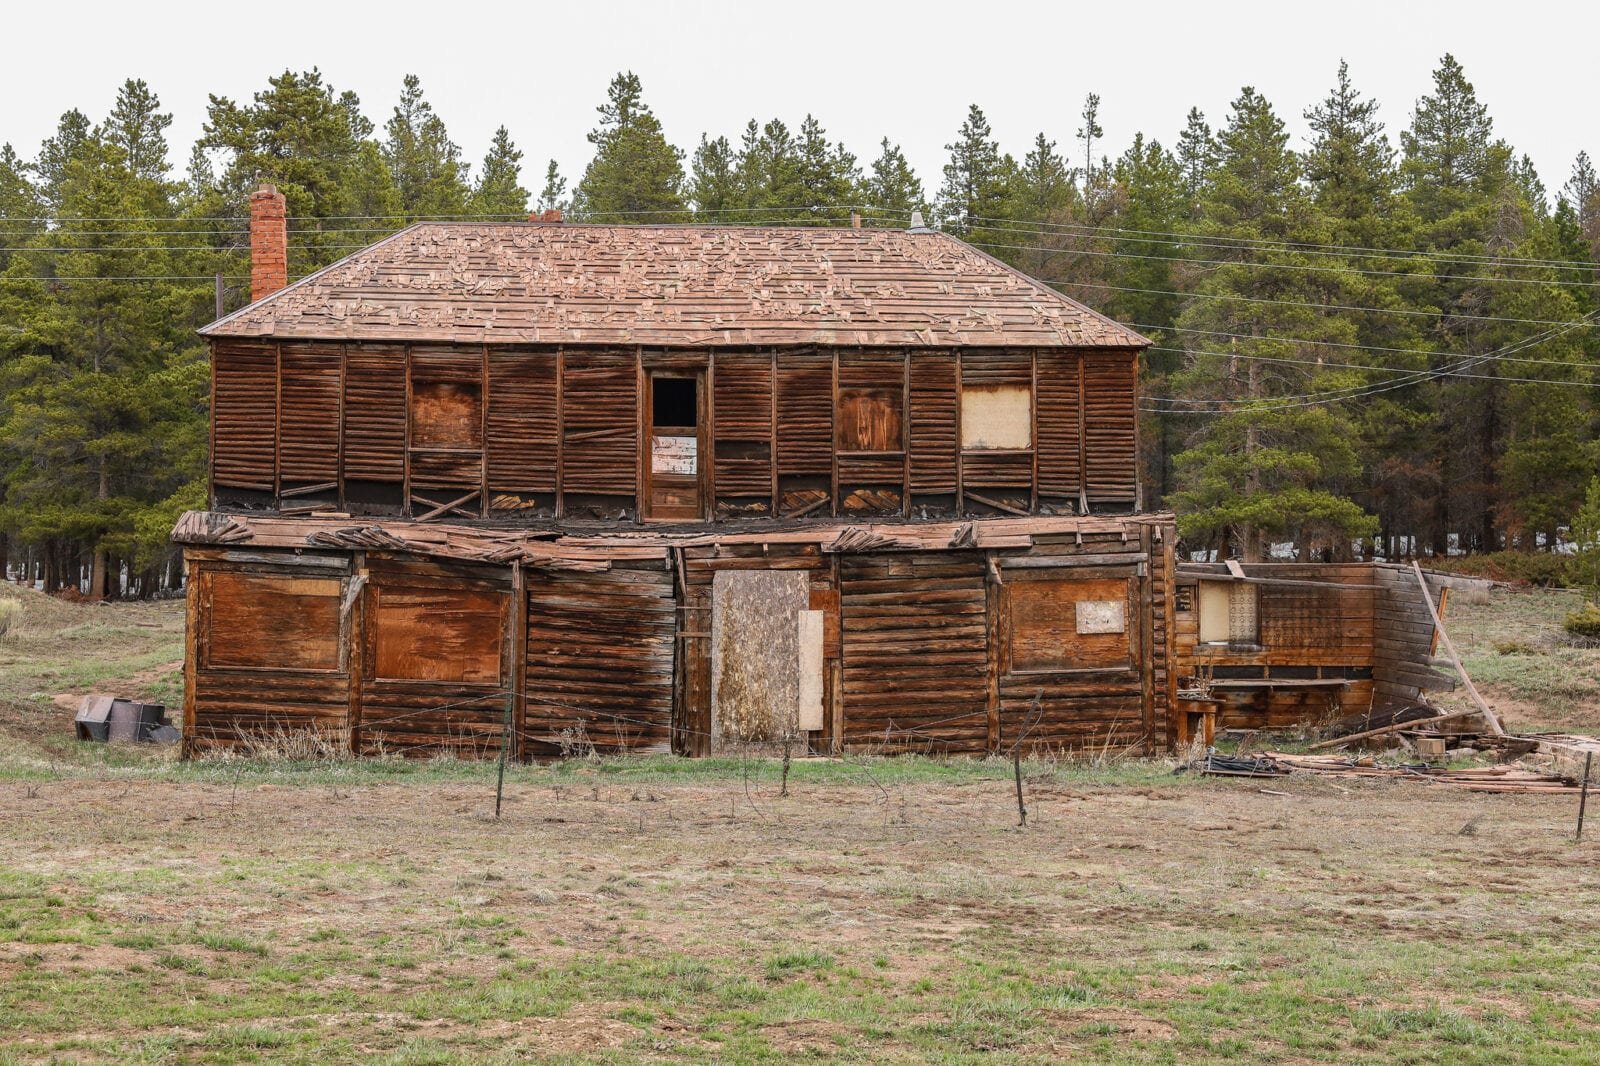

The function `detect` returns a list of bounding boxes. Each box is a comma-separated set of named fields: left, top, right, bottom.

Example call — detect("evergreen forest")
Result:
left=2, top=59, right=1597, bottom=597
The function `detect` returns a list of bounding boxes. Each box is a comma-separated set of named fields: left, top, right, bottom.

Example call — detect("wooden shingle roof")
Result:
left=201, top=223, right=1149, bottom=349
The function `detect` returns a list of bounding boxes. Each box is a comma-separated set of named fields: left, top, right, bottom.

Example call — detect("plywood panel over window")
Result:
left=203, top=572, right=342, bottom=671
left=1007, top=578, right=1132, bottom=673
left=411, top=382, right=483, bottom=448
left=837, top=388, right=902, bottom=451
left=373, top=586, right=505, bottom=683
left=961, top=385, right=1032, bottom=450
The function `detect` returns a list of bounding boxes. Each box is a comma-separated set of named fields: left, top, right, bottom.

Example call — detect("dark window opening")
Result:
left=653, top=377, right=697, bottom=429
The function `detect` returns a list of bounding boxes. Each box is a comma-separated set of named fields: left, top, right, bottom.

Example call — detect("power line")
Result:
left=1050, top=278, right=1600, bottom=330
left=1141, top=312, right=1598, bottom=412
left=969, top=238, right=1598, bottom=289
left=1145, top=344, right=1598, bottom=392
left=966, top=214, right=1600, bottom=274
left=1134, top=322, right=1598, bottom=371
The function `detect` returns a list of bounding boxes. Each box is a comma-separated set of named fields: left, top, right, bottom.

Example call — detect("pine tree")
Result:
left=536, top=160, right=568, bottom=214
left=690, top=135, right=737, bottom=221
left=1175, top=106, right=1214, bottom=208
left=471, top=126, right=529, bottom=217
left=104, top=79, right=173, bottom=186
left=1303, top=61, right=1428, bottom=558
left=863, top=137, right=924, bottom=223
left=794, top=115, right=859, bottom=220
left=1560, top=151, right=1598, bottom=255
left=1169, top=87, right=1376, bottom=561
left=1076, top=93, right=1109, bottom=212
left=32, top=109, right=92, bottom=211
left=937, top=104, right=1013, bottom=237
left=0, top=144, right=42, bottom=273
left=732, top=119, right=802, bottom=215
left=384, top=74, right=470, bottom=219
left=203, top=69, right=400, bottom=269
left=0, top=123, right=206, bottom=597
left=572, top=72, right=688, bottom=222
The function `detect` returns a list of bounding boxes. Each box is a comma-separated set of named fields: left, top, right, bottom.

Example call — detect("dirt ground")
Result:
left=1, top=582, right=1598, bottom=1063
left=3, top=761, right=1600, bottom=1064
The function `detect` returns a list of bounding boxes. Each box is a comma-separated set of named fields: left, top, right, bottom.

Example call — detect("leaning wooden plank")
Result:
left=1411, top=560, right=1503, bottom=736
left=1306, top=709, right=1476, bottom=751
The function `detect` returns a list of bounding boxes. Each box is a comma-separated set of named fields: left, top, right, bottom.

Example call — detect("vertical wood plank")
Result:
left=1076, top=353, right=1088, bottom=513
left=636, top=347, right=646, bottom=520
left=830, top=348, right=839, bottom=517
left=181, top=554, right=200, bottom=759
left=272, top=341, right=282, bottom=500
left=901, top=348, right=912, bottom=518
left=511, top=560, right=527, bottom=761
left=1163, top=530, right=1179, bottom=751
left=336, top=343, right=347, bottom=511
left=955, top=348, right=965, bottom=514
left=346, top=552, right=367, bottom=756
left=985, top=554, right=1001, bottom=753
left=480, top=345, right=491, bottom=518
left=770, top=347, right=779, bottom=518
left=1139, top=524, right=1155, bottom=751
left=554, top=347, right=564, bottom=519
left=402, top=344, right=413, bottom=517
left=1030, top=349, right=1039, bottom=514
left=706, top=354, right=717, bottom=515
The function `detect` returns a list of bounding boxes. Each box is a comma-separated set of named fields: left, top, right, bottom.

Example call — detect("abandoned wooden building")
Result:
left=172, top=185, right=1456, bottom=759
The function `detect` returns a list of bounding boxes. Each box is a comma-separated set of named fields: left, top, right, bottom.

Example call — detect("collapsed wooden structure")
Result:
left=174, top=198, right=1458, bottom=759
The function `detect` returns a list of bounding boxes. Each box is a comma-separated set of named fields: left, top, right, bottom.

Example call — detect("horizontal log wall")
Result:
left=209, top=340, right=1140, bottom=521
left=184, top=520, right=1174, bottom=761
left=1371, top=565, right=1458, bottom=709
left=523, top=563, right=677, bottom=755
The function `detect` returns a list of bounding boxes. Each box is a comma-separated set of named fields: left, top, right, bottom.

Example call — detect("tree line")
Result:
left=1, top=57, right=1596, bottom=596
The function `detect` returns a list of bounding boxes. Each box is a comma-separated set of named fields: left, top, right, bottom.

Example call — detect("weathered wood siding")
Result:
left=209, top=341, right=1140, bottom=521
left=1172, top=564, right=1378, bottom=731
left=184, top=550, right=353, bottom=752
left=1371, top=564, right=1459, bottom=709
left=840, top=553, right=991, bottom=754
left=522, top=563, right=676, bottom=755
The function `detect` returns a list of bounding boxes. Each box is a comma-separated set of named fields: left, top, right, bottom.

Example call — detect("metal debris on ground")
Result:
left=1179, top=753, right=1291, bottom=777
left=74, top=696, right=178, bottom=744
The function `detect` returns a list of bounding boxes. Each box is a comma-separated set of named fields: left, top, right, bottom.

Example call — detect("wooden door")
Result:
left=644, top=372, right=706, bottom=521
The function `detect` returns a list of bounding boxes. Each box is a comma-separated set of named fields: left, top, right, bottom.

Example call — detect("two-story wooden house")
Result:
left=173, top=186, right=1456, bottom=760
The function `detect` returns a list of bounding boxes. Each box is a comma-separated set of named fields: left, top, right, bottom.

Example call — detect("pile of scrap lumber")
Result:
left=1192, top=751, right=1580, bottom=793
left=1265, top=752, right=1580, bottom=793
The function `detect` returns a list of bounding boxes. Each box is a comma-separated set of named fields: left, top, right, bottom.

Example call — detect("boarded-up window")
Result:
left=374, top=586, right=504, bottom=683
left=411, top=382, right=483, bottom=448
left=961, top=385, right=1032, bottom=449
left=1198, top=580, right=1259, bottom=646
left=204, top=572, right=342, bottom=671
left=1007, top=578, right=1131, bottom=673
left=837, top=388, right=902, bottom=451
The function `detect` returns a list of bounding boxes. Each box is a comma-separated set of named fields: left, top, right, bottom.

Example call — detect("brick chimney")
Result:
left=528, top=209, right=563, bottom=223
left=249, top=183, right=288, bottom=302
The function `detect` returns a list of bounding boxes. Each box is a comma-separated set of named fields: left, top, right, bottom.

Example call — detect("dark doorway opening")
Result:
left=653, top=376, right=697, bottom=429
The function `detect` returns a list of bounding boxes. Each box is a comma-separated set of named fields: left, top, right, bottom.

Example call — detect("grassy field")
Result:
left=0, top=582, right=1597, bottom=1064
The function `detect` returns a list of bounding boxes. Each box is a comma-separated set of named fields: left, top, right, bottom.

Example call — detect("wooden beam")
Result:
left=412, top=490, right=481, bottom=523
left=1412, top=560, right=1503, bottom=736
left=1307, top=708, right=1477, bottom=751
left=964, top=490, right=1030, bottom=518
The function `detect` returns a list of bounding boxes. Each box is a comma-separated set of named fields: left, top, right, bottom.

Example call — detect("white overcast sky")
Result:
left=7, top=0, right=1597, bottom=208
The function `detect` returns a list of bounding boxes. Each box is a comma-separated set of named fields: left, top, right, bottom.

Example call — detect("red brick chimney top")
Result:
left=249, top=183, right=288, bottom=303
left=529, top=209, right=563, bottom=223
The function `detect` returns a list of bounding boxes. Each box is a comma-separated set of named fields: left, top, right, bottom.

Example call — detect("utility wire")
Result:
left=965, top=214, right=1600, bottom=274
left=970, top=238, right=1599, bottom=288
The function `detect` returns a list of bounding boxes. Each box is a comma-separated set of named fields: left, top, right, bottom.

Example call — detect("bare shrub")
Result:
left=557, top=720, right=597, bottom=760
left=231, top=725, right=349, bottom=762
left=0, top=599, right=20, bottom=643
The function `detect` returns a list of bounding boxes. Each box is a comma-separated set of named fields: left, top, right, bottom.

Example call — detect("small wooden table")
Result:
left=1174, top=696, right=1223, bottom=747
